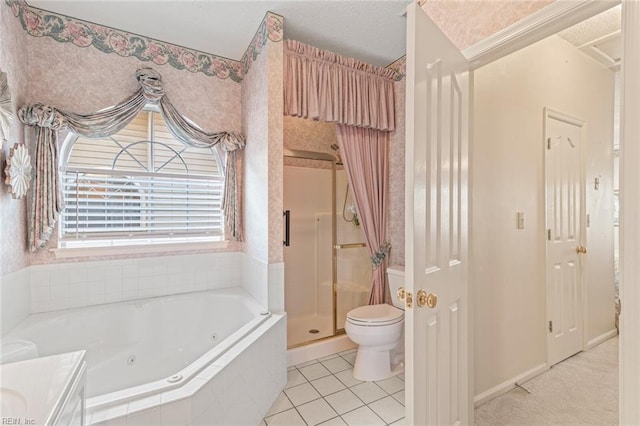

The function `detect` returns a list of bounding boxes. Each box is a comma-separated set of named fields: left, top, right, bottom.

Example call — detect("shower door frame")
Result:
left=284, top=148, right=344, bottom=348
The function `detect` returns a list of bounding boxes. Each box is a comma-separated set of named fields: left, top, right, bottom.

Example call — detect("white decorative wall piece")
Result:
left=4, top=143, right=32, bottom=199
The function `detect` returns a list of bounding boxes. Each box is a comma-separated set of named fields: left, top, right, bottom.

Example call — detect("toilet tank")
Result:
left=387, top=265, right=405, bottom=309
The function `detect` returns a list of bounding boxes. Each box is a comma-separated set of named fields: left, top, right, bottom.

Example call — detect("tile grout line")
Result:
left=290, top=366, right=312, bottom=425
left=269, top=353, right=406, bottom=426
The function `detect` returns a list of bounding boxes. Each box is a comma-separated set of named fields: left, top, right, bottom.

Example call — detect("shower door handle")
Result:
left=283, top=210, right=290, bottom=247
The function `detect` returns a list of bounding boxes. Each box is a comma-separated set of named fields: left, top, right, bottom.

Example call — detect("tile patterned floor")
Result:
left=262, top=349, right=406, bottom=426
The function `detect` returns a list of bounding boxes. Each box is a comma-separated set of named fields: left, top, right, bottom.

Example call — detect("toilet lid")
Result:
left=347, top=304, right=404, bottom=325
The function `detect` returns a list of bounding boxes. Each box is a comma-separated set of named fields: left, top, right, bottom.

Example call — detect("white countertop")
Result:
left=0, top=350, right=86, bottom=425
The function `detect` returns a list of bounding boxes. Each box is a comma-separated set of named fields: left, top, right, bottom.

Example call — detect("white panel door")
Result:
left=405, top=3, right=470, bottom=425
left=544, top=108, right=586, bottom=366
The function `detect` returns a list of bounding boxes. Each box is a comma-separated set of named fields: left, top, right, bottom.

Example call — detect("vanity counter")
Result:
left=0, top=350, right=86, bottom=425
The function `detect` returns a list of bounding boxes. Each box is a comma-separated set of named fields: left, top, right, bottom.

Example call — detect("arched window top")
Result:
left=62, top=108, right=224, bottom=176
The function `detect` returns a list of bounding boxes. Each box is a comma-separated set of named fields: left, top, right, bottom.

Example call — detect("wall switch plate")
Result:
left=517, top=212, right=525, bottom=229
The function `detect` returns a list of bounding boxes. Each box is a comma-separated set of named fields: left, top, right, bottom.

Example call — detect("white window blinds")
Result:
left=60, top=110, right=224, bottom=247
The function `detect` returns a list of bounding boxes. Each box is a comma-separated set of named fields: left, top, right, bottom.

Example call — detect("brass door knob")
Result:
left=417, top=289, right=438, bottom=308
left=576, top=245, right=587, bottom=254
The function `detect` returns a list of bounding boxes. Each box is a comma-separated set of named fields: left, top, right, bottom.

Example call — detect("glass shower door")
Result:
left=334, top=167, right=371, bottom=331
left=284, top=163, right=334, bottom=347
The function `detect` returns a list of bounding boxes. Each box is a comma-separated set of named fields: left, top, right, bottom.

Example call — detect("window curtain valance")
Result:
left=284, top=40, right=398, bottom=132
left=19, top=67, right=245, bottom=252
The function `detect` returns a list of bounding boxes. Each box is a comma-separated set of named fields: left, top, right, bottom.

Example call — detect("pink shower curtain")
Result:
left=337, top=124, right=390, bottom=305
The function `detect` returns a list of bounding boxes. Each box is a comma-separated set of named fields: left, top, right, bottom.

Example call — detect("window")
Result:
left=59, top=108, right=225, bottom=249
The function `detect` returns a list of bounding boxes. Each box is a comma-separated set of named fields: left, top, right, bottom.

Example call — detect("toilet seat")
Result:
left=347, top=304, right=404, bottom=326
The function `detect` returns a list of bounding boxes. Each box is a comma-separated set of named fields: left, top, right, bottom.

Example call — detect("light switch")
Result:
left=517, top=212, right=525, bottom=229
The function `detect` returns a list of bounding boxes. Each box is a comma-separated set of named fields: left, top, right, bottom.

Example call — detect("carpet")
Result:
left=475, top=336, right=618, bottom=426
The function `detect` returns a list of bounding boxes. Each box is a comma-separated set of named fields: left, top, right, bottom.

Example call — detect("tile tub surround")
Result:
left=28, top=252, right=243, bottom=314
left=89, top=313, right=287, bottom=425
left=241, top=253, right=285, bottom=313
left=264, top=349, right=406, bottom=425
left=0, top=267, right=31, bottom=334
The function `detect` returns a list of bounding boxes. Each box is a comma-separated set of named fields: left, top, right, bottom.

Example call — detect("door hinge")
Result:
left=547, top=229, right=551, bottom=240
left=549, top=320, right=553, bottom=333
left=547, top=138, right=551, bottom=150
left=587, top=214, right=591, bottom=228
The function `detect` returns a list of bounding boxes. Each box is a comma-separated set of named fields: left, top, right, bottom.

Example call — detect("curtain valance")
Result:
left=284, top=40, right=398, bottom=131
left=19, top=67, right=245, bottom=252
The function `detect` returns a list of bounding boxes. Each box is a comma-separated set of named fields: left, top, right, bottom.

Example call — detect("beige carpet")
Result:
left=475, top=336, right=618, bottom=426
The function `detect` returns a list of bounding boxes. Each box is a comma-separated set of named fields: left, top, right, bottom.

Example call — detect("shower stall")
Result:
left=284, top=149, right=371, bottom=348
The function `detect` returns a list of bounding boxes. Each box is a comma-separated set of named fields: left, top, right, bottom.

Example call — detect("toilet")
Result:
left=345, top=265, right=405, bottom=381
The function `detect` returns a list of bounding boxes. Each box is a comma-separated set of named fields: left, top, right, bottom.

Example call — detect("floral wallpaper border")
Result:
left=386, top=55, right=406, bottom=79
left=7, top=0, right=244, bottom=82
left=241, top=12, right=284, bottom=75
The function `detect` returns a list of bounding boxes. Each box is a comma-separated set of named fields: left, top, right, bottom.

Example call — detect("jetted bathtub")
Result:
left=1, top=287, right=286, bottom=425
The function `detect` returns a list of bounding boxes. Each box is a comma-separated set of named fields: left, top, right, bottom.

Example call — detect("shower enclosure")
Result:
left=284, top=149, right=371, bottom=348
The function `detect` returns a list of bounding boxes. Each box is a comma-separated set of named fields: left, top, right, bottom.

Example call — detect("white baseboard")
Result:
left=473, top=363, right=549, bottom=408
left=287, top=335, right=356, bottom=367
left=587, top=329, right=618, bottom=350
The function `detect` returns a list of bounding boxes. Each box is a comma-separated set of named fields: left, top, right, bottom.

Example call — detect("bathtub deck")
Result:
left=263, top=348, right=406, bottom=425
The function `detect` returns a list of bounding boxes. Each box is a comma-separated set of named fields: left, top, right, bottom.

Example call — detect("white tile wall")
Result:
left=0, top=268, right=31, bottom=334
left=22, top=252, right=244, bottom=315
left=240, top=254, right=284, bottom=314
left=268, top=262, right=285, bottom=314
left=242, top=253, right=269, bottom=307
left=2, top=251, right=284, bottom=333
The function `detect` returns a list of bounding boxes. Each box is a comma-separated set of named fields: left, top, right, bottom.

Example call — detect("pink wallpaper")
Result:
left=267, top=41, right=284, bottom=265
left=422, top=0, right=554, bottom=49
left=242, top=41, right=269, bottom=263
left=241, top=12, right=284, bottom=265
left=284, top=116, right=338, bottom=170
left=9, top=0, right=242, bottom=82
left=0, top=2, right=29, bottom=275
left=388, top=77, right=406, bottom=267
left=25, top=36, right=240, bottom=130
left=241, top=12, right=284, bottom=75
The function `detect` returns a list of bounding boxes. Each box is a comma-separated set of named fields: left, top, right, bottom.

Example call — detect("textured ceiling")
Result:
left=558, top=5, right=621, bottom=69
left=28, top=0, right=411, bottom=67
left=558, top=5, right=621, bottom=46
left=27, top=0, right=562, bottom=66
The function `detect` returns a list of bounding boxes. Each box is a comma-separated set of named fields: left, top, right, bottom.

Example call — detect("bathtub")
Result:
left=1, top=288, right=287, bottom=425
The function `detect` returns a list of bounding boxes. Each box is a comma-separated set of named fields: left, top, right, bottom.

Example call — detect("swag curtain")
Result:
left=284, top=40, right=396, bottom=305
left=19, top=67, right=245, bottom=252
